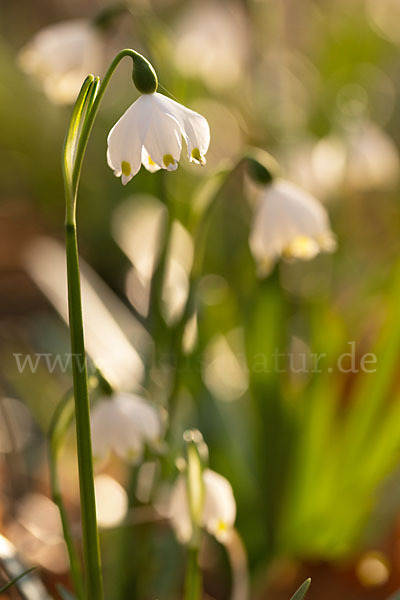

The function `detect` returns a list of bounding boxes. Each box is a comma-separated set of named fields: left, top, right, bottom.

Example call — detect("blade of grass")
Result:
left=342, top=260, right=400, bottom=468
left=0, top=566, right=36, bottom=594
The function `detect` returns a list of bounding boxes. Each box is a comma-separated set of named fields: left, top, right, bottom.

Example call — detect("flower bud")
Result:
left=245, top=148, right=280, bottom=185
left=132, top=53, right=158, bottom=95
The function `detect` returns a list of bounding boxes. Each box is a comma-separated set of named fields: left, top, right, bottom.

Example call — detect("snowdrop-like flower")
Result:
left=169, top=469, right=236, bottom=544
left=107, top=92, right=210, bottom=184
left=249, top=179, right=336, bottom=275
left=18, top=19, right=104, bottom=105
left=90, top=393, right=163, bottom=463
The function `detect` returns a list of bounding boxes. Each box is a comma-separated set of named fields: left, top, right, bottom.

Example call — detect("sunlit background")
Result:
left=1, top=0, right=400, bottom=598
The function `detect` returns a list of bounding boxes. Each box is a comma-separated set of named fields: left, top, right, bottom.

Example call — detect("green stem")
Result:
left=49, top=444, right=84, bottom=598
left=48, top=393, right=84, bottom=599
left=184, top=547, right=202, bottom=600
left=65, top=221, right=103, bottom=600
left=167, top=159, right=245, bottom=417
left=147, top=180, right=172, bottom=339
left=62, top=48, right=156, bottom=599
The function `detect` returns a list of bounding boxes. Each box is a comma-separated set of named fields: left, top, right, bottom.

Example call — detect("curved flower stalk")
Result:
left=91, top=393, right=164, bottom=464
left=249, top=178, right=336, bottom=276
left=18, top=19, right=105, bottom=105
left=60, top=47, right=207, bottom=600
left=107, top=92, right=210, bottom=183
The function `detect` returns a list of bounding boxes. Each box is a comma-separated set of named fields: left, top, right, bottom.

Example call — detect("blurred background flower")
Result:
left=18, top=18, right=106, bottom=105
left=248, top=178, right=336, bottom=275
left=91, top=392, right=164, bottom=463
left=168, top=467, right=237, bottom=545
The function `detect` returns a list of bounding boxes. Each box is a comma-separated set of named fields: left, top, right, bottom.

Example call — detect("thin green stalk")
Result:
left=49, top=447, right=84, bottom=598
left=65, top=221, right=103, bottom=600
left=147, top=178, right=173, bottom=340
left=166, top=159, right=245, bottom=417
left=62, top=48, right=156, bottom=599
left=184, top=547, right=202, bottom=600
left=48, top=393, right=84, bottom=599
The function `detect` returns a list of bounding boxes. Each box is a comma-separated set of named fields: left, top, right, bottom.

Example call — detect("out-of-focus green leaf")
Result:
left=289, top=578, right=311, bottom=600
left=343, top=260, right=400, bottom=466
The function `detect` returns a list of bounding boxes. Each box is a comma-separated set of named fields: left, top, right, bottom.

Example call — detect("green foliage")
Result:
left=290, top=579, right=311, bottom=600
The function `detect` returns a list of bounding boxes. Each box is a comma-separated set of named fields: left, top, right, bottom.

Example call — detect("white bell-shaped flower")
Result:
left=107, top=92, right=210, bottom=184
left=90, top=393, right=163, bottom=463
left=249, top=179, right=336, bottom=275
left=169, top=469, right=236, bottom=544
left=18, top=19, right=104, bottom=105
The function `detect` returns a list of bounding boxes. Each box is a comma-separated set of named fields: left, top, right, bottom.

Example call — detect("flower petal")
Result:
left=141, top=147, right=161, bottom=173
left=202, top=469, right=236, bottom=542
left=107, top=99, right=144, bottom=184
left=152, top=93, right=210, bottom=163
left=249, top=179, right=336, bottom=270
left=91, top=400, right=118, bottom=462
left=115, top=394, right=163, bottom=444
left=91, top=394, right=163, bottom=464
left=107, top=92, right=210, bottom=182
left=169, top=476, right=193, bottom=543
left=138, top=95, right=183, bottom=170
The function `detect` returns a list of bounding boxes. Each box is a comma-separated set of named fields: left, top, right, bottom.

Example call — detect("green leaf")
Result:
left=290, top=578, right=311, bottom=600
left=0, top=566, right=36, bottom=593
left=62, top=74, right=95, bottom=190
left=56, top=584, right=77, bottom=600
